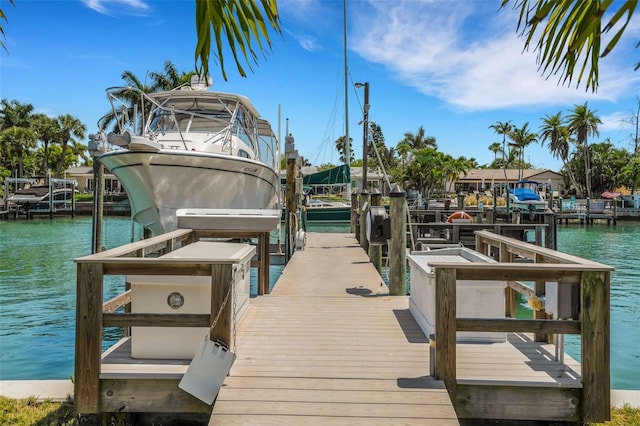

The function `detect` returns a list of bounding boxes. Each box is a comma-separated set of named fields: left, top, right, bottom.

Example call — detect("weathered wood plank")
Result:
left=211, top=415, right=460, bottom=425
left=100, top=378, right=210, bottom=413
left=211, top=263, right=233, bottom=344
left=456, top=318, right=580, bottom=334
left=581, top=270, right=611, bottom=423
left=103, top=313, right=210, bottom=327
left=75, top=263, right=103, bottom=414
left=75, top=228, right=193, bottom=260
left=455, top=383, right=581, bottom=421
left=102, top=289, right=131, bottom=314
left=435, top=267, right=456, bottom=399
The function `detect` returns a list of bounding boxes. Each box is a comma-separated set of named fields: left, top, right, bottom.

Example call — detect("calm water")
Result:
left=0, top=218, right=638, bottom=389
left=556, top=222, right=640, bottom=390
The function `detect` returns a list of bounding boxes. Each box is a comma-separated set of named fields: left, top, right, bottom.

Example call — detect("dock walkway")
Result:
left=210, top=232, right=459, bottom=425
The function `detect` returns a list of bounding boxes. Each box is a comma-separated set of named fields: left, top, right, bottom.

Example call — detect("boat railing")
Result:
left=429, top=230, right=613, bottom=423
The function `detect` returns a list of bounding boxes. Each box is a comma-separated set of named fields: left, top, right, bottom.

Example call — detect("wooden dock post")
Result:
left=435, top=267, right=456, bottom=400
left=285, top=137, right=298, bottom=261
left=350, top=191, right=357, bottom=234
left=389, top=185, right=406, bottom=296
left=368, top=190, right=382, bottom=272
left=210, top=263, right=234, bottom=344
left=581, top=270, right=611, bottom=423
left=359, top=189, right=369, bottom=252
left=75, top=263, right=104, bottom=414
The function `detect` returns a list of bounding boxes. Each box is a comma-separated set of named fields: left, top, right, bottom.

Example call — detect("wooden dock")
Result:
left=210, top=232, right=459, bottom=425
left=74, top=226, right=613, bottom=424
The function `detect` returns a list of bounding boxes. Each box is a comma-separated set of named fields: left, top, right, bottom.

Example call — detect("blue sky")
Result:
left=1, top=0, right=639, bottom=172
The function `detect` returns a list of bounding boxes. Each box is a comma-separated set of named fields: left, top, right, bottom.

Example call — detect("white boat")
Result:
left=509, top=179, right=548, bottom=212
left=91, top=76, right=281, bottom=235
left=8, top=177, right=77, bottom=211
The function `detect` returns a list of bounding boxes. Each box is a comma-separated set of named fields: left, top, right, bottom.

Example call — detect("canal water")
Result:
left=0, top=217, right=638, bottom=390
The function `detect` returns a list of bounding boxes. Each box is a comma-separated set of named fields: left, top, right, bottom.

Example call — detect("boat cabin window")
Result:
left=237, top=149, right=251, bottom=159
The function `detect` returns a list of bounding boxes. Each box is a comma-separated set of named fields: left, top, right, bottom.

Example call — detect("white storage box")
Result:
left=129, top=241, right=255, bottom=359
left=408, top=247, right=507, bottom=342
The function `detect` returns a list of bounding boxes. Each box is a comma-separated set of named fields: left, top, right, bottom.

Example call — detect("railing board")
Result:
left=475, top=230, right=609, bottom=267
left=456, top=318, right=580, bottom=334
left=75, top=228, right=193, bottom=260
left=100, top=378, right=210, bottom=413
left=454, top=384, right=581, bottom=421
left=103, top=313, right=210, bottom=328
left=103, top=289, right=131, bottom=313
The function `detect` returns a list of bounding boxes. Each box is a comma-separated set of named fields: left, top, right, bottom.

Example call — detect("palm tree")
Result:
left=55, top=114, right=86, bottom=174
left=502, top=0, right=638, bottom=92
left=539, top=112, right=581, bottom=195
left=508, top=122, right=537, bottom=180
left=194, top=0, right=281, bottom=80
left=335, top=135, right=355, bottom=165
left=489, top=120, right=513, bottom=184
left=150, top=60, right=196, bottom=91
left=1, top=99, right=34, bottom=130
left=32, top=114, right=59, bottom=174
left=488, top=142, right=502, bottom=164
left=401, top=126, right=437, bottom=151
left=0, top=126, right=37, bottom=178
left=567, top=102, right=601, bottom=198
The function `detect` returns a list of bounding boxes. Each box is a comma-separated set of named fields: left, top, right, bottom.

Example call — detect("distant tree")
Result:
left=334, top=135, right=355, bottom=165
left=32, top=114, right=59, bottom=174
left=621, top=157, right=640, bottom=193
left=488, top=142, right=502, bottom=164
left=0, top=126, right=37, bottom=178
left=489, top=120, right=514, bottom=184
left=150, top=61, right=196, bottom=91
left=368, top=122, right=395, bottom=173
left=539, top=112, right=581, bottom=195
left=54, top=114, right=86, bottom=174
left=567, top=102, right=601, bottom=198
left=400, top=126, right=437, bottom=151
left=508, top=122, right=537, bottom=180
left=0, top=99, right=34, bottom=130
left=620, top=96, right=640, bottom=156
left=317, top=163, right=336, bottom=171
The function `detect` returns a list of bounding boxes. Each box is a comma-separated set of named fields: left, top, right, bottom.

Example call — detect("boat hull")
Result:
left=99, top=150, right=280, bottom=235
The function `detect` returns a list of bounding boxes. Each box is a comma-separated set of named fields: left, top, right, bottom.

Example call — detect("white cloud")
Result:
left=82, top=0, right=150, bottom=15
left=349, top=1, right=638, bottom=111
left=284, top=29, right=320, bottom=52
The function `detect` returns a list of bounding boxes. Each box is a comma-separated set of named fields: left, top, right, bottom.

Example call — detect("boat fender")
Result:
left=295, top=229, right=306, bottom=250
left=528, top=203, right=536, bottom=220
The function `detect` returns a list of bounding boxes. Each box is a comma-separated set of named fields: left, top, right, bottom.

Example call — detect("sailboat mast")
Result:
left=343, top=0, right=351, bottom=198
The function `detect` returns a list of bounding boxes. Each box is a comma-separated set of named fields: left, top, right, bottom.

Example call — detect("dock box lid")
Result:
left=161, top=241, right=255, bottom=263
left=407, top=247, right=495, bottom=273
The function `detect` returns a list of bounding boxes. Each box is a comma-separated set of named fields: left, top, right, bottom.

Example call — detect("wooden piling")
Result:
left=389, top=186, right=406, bottom=296
left=581, top=270, right=611, bottom=423
left=359, top=190, right=369, bottom=252
left=210, top=263, right=233, bottom=344
left=368, top=190, right=382, bottom=273
left=75, top=263, right=104, bottom=413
